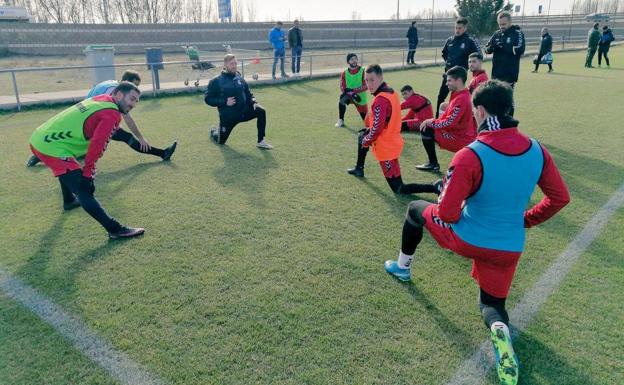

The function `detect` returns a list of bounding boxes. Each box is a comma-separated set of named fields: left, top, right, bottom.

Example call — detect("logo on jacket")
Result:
left=461, top=43, right=465, bottom=49
left=507, top=37, right=511, bottom=43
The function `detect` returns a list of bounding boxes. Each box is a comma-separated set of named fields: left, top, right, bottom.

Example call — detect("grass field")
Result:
left=1, top=47, right=623, bottom=385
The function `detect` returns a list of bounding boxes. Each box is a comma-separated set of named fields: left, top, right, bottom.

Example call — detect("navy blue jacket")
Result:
left=441, top=33, right=481, bottom=71
left=205, top=71, right=256, bottom=121
left=485, top=25, right=526, bottom=83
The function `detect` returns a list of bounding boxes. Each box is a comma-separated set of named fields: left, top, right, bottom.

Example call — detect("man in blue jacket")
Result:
left=205, top=54, right=273, bottom=149
left=598, top=25, right=615, bottom=67
left=268, top=21, right=288, bottom=80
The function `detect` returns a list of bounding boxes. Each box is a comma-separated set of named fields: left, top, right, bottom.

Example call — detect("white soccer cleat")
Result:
left=335, top=119, right=344, bottom=128
left=256, top=140, right=274, bottom=150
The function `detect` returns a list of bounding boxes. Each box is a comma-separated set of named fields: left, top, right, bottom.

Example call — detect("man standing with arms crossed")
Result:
left=29, top=82, right=146, bottom=239
left=288, top=19, right=304, bottom=76
left=435, top=17, right=481, bottom=118
left=485, top=11, right=525, bottom=116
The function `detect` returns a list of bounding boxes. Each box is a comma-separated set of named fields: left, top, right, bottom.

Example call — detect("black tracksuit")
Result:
left=436, top=33, right=481, bottom=117
left=205, top=70, right=266, bottom=144
left=534, top=32, right=553, bottom=71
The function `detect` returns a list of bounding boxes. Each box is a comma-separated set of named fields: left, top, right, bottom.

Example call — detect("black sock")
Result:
left=398, top=183, right=438, bottom=194
left=127, top=137, right=165, bottom=158
left=58, top=179, right=76, bottom=203
left=479, top=289, right=509, bottom=328
left=355, top=131, right=369, bottom=168
left=401, top=220, right=423, bottom=255
left=422, top=135, right=438, bottom=164
left=338, top=103, right=346, bottom=120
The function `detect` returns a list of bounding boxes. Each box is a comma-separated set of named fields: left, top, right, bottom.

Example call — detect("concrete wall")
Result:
left=1, top=15, right=622, bottom=56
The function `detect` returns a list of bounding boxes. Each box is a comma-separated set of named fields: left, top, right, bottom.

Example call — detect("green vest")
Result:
left=30, top=98, right=119, bottom=159
left=344, top=66, right=368, bottom=105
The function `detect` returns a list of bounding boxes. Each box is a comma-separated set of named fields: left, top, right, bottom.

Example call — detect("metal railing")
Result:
left=0, top=38, right=606, bottom=111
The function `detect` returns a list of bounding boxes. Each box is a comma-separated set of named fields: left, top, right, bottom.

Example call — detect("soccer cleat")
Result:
left=209, top=128, right=220, bottom=144
left=347, top=166, right=364, bottom=178
left=433, top=179, right=444, bottom=195
left=63, top=198, right=81, bottom=211
left=491, top=323, right=519, bottom=385
left=335, top=119, right=344, bottom=128
left=26, top=155, right=41, bottom=167
left=548, top=68, right=554, bottom=73
left=108, top=226, right=145, bottom=240
left=384, top=260, right=411, bottom=281
left=416, top=162, right=440, bottom=172
left=256, top=140, right=274, bottom=150
left=162, top=141, right=178, bottom=161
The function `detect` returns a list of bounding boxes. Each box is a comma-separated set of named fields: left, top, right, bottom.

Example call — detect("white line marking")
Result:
left=0, top=268, right=164, bottom=385
left=445, top=181, right=624, bottom=385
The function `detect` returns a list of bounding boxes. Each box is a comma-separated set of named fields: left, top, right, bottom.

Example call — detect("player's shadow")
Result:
left=275, top=82, right=326, bottom=94
left=357, top=177, right=436, bottom=217
left=400, top=281, right=476, bottom=357
left=213, top=145, right=278, bottom=208
left=493, top=331, right=602, bottom=385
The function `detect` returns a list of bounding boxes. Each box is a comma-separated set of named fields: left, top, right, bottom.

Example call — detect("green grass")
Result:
left=0, top=47, right=623, bottom=385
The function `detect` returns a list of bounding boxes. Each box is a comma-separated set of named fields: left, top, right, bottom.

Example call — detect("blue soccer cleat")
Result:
left=384, top=260, right=411, bottom=281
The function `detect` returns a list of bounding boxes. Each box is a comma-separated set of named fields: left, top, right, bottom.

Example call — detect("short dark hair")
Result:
left=456, top=17, right=468, bottom=26
left=276, top=21, right=283, bottom=26
left=472, top=80, right=513, bottom=117
left=593, top=22, right=599, bottom=29
left=446, top=65, right=467, bottom=84
left=603, top=25, right=609, bottom=30
left=411, top=21, right=416, bottom=26
left=365, top=64, right=383, bottom=76
left=112, top=81, right=141, bottom=96
left=120, top=70, right=141, bottom=84
left=400, top=85, right=413, bottom=92
left=498, top=11, right=511, bottom=20
left=468, top=52, right=483, bottom=61
left=346, top=53, right=358, bottom=63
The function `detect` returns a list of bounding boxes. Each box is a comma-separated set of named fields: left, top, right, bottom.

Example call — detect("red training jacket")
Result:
left=82, top=94, right=122, bottom=179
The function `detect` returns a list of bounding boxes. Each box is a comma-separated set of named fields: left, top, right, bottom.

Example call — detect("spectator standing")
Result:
left=269, top=21, right=288, bottom=80
left=288, top=19, right=304, bottom=75
left=598, top=25, right=615, bottom=68
left=532, top=27, right=553, bottom=73
left=406, top=21, right=419, bottom=64
left=585, top=23, right=601, bottom=68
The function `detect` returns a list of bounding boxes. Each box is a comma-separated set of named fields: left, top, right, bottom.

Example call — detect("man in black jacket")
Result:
left=435, top=17, right=481, bottom=117
left=205, top=54, right=273, bottom=149
left=532, top=27, right=553, bottom=73
left=485, top=11, right=525, bottom=116
left=406, top=21, right=419, bottom=64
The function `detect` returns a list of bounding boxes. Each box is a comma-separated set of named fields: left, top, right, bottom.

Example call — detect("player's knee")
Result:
left=405, top=200, right=429, bottom=227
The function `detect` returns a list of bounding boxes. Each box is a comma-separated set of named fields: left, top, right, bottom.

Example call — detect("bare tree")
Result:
left=246, top=0, right=257, bottom=22
left=231, top=0, right=244, bottom=22
left=34, top=0, right=66, bottom=23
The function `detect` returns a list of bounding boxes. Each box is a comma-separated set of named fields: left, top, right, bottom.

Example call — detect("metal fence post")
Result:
left=309, top=55, right=313, bottom=78
left=241, top=58, right=245, bottom=79
left=402, top=50, right=405, bottom=68
left=361, top=53, right=364, bottom=66
left=434, top=48, right=438, bottom=65
left=151, top=66, right=156, bottom=97
left=11, top=71, right=21, bottom=111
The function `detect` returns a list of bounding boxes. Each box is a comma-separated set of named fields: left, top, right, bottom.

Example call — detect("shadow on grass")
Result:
left=505, top=331, right=602, bottom=385
left=274, top=81, right=327, bottom=94
left=213, top=145, right=278, bottom=208
left=400, top=280, right=476, bottom=357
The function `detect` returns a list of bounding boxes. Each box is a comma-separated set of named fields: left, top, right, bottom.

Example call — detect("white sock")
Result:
left=397, top=251, right=414, bottom=269
left=491, top=321, right=510, bottom=338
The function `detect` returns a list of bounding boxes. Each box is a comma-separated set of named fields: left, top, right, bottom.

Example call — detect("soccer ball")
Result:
left=252, top=73, right=259, bottom=80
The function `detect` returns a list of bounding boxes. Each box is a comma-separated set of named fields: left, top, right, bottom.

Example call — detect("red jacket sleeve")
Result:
left=339, top=72, right=346, bottom=93
left=524, top=145, right=571, bottom=227
left=362, top=96, right=391, bottom=147
left=436, top=148, right=483, bottom=223
left=427, top=94, right=469, bottom=132
left=82, top=110, right=120, bottom=179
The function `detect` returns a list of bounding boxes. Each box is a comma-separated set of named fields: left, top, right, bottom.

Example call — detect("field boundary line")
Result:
left=0, top=268, right=164, bottom=385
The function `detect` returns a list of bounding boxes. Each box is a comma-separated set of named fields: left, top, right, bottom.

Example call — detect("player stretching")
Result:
left=26, top=70, right=177, bottom=167
left=384, top=80, right=570, bottom=385
left=347, top=64, right=440, bottom=195
left=335, top=53, right=368, bottom=128
left=29, top=82, right=146, bottom=239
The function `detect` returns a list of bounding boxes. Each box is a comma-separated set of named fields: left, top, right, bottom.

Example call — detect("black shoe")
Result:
left=347, top=167, right=364, bottom=178
left=162, top=141, right=177, bottom=161
left=109, top=225, right=145, bottom=240
left=433, top=179, right=444, bottom=195
left=416, top=162, right=440, bottom=172
left=26, top=155, right=41, bottom=167
left=63, top=198, right=81, bottom=211
left=210, top=128, right=219, bottom=144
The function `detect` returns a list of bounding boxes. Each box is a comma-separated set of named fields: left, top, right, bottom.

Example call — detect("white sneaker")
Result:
left=335, top=119, right=344, bottom=128
left=256, top=140, right=273, bottom=150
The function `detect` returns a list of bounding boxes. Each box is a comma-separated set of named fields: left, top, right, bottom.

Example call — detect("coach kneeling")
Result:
left=204, top=54, right=273, bottom=149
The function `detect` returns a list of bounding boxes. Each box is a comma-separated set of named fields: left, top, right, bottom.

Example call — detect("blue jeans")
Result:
left=272, top=47, right=286, bottom=78
left=291, top=46, right=303, bottom=73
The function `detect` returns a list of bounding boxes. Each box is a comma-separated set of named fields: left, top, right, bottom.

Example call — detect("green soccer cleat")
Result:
left=490, top=323, right=519, bottom=385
